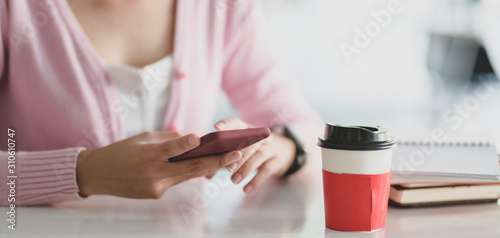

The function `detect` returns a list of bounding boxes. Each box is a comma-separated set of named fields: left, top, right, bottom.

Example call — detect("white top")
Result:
left=106, top=56, right=172, bottom=137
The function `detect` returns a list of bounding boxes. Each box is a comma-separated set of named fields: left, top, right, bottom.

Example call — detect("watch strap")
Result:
left=282, top=127, right=307, bottom=177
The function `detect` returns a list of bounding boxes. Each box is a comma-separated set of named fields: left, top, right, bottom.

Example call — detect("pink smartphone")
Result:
left=168, top=127, right=271, bottom=162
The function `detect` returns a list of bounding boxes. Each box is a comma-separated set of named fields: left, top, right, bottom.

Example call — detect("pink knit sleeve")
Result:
left=0, top=0, right=6, bottom=78
left=0, top=147, right=86, bottom=206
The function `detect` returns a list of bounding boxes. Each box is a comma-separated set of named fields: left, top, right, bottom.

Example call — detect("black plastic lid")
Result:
left=317, top=124, right=396, bottom=151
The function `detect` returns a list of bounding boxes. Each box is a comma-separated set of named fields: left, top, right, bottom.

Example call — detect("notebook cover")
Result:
left=389, top=198, right=498, bottom=208
left=389, top=184, right=500, bottom=207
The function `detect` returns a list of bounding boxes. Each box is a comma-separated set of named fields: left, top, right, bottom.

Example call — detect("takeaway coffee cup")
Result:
left=318, top=124, right=396, bottom=232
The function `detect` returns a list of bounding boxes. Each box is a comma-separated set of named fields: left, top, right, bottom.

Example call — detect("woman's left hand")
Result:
left=212, top=117, right=296, bottom=194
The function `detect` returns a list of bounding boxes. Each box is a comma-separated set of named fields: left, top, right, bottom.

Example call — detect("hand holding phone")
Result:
left=168, top=127, right=271, bottom=162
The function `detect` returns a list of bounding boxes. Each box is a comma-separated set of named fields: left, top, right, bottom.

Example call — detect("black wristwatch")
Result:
left=282, top=127, right=307, bottom=177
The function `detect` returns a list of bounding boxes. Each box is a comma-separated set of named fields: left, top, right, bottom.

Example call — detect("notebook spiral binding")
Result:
left=396, top=138, right=493, bottom=147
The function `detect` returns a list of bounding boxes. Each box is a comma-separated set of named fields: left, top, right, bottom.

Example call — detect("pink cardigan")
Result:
left=0, top=0, right=320, bottom=205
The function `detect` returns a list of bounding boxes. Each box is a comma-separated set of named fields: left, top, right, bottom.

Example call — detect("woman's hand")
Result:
left=214, top=117, right=296, bottom=194
left=76, top=131, right=242, bottom=199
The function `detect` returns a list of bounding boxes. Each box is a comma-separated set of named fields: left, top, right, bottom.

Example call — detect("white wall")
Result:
left=214, top=0, right=500, bottom=143
left=263, top=0, right=437, bottom=130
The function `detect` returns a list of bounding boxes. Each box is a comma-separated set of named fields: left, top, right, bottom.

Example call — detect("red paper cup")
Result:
left=318, top=124, right=395, bottom=232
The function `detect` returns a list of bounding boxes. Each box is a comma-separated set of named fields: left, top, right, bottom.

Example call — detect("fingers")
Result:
left=214, top=116, right=261, bottom=172
left=165, top=151, right=242, bottom=177
left=156, top=133, right=200, bottom=159
left=239, top=138, right=266, bottom=164
left=226, top=141, right=259, bottom=173
left=226, top=162, right=239, bottom=173
left=231, top=144, right=269, bottom=184
left=214, top=117, right=253, bottom=131
left=229, top=135, right=271, bottom=172
left=205, top=171, right=216, bottom=179
left=243, top=160, right=278, bottom=194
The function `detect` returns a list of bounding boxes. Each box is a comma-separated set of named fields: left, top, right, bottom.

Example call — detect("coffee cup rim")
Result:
left=318, top=124, right=396, bottom=151
left=317, top=136, right=396, bottom=151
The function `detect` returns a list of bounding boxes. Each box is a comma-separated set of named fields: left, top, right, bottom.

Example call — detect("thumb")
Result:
left=214, top=117, right=252, bottom=131
left=156, top=133, right=200, bottom=161
left=139, top=131, right=182, bottom=143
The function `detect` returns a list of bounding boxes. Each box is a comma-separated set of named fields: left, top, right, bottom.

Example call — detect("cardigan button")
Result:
left=177, top=71, right=187, bottom=80
left=169, top=124, right=178, bottom=132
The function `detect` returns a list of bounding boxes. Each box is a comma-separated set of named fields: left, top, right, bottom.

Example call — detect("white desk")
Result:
left=1, top=162, right=500, bottom=238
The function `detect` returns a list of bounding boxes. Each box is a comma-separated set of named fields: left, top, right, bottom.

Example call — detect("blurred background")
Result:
left=215, top=0, right=500, bottom=145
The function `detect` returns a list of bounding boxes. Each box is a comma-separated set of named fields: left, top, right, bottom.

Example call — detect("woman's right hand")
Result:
left=75, top=131, right=242, bottom=199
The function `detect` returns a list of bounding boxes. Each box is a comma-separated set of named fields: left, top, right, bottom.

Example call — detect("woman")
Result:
left=0, top=0, right=320, bottom=205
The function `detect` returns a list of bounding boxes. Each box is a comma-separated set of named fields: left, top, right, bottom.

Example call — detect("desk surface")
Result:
left=1, top=163, right=500, bottom=238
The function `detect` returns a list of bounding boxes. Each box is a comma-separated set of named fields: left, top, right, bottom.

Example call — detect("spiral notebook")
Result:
left=391, top=133, right=500, bottom=184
